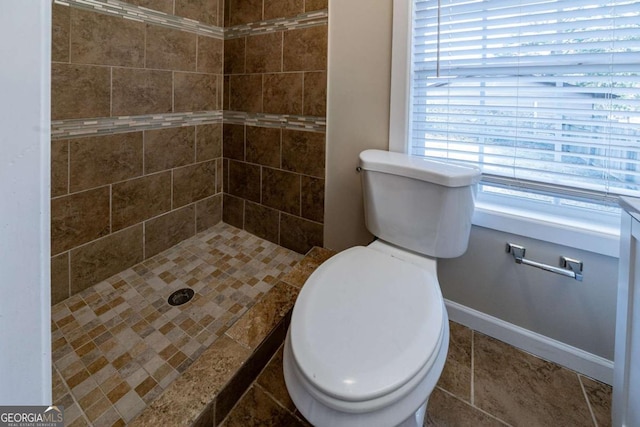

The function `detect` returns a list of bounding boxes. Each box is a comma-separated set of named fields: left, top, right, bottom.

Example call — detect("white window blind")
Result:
left=410, top=0, right=640, bottom=204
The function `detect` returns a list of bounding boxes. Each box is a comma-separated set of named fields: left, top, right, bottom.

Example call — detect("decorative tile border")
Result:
left=54, top=0, right=225, bottom=39
left=225, top=10, right=329, bottom=39
left=223, top=111, right=326, bottom=133
left=51, top=111, right=325, bottom=140
left=55, top=0, right=328, bottom=40
left=51, top=111, right=223, bottom=140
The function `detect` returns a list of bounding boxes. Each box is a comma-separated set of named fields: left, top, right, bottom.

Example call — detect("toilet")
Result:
left=283, top=149, right=481, bottom=427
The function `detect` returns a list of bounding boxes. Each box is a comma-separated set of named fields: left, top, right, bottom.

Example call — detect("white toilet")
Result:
left=283, top=149, right=481, bottom=427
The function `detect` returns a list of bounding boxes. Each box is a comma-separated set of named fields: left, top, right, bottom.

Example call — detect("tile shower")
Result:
left=51, top=0, right=328, bottom=304
left=50, top=0, right=328, bottom=424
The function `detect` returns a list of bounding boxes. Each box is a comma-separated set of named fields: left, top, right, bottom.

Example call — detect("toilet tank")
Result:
left=359, top=149, right=481, bottom=258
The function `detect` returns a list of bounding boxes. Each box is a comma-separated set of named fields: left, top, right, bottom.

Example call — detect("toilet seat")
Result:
left=289, top=246, right=445, bottom=413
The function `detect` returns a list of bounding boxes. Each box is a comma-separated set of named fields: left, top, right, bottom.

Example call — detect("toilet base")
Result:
left=283, top=311, right=449, bottom=427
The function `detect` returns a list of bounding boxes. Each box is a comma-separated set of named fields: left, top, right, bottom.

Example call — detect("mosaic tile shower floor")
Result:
left=51, top=223, right=303, bottom=426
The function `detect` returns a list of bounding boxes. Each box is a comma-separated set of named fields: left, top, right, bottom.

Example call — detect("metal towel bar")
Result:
left=506, top=243, right=583, bottom=282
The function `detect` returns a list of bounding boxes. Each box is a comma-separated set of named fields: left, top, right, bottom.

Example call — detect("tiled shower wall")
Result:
left=50, top=0, right=329, bottom=304
left=222, top=0, right=328, bottom=254
left=50, top=0, right=224, bottom=304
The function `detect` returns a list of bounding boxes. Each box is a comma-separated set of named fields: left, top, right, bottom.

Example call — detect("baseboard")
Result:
left=444, top=299, right=614, bottom=385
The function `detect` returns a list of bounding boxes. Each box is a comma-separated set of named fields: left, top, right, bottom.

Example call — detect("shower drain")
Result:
left=168, top=288, right=195, bottom=306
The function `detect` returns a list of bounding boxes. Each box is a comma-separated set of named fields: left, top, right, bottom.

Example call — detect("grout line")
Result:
left=578, top=374, right=599, bottom=426
left=109, top=184, right=113, bottom=233
left=67, top=250, right=72, bottom=299
left=301, top=72, right=305, bottom=115
left=110, top=67, right=113, bottom=117
left=470, top=329, right=475, bottom=405
left=195, top=35, right=199, bottom=72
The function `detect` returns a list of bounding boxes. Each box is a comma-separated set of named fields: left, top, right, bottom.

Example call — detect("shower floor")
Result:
left=51, top=223, right=303, bottom=427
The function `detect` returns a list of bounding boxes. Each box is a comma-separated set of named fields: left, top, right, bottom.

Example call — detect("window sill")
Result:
left=473, top=202, right=621, bottom=258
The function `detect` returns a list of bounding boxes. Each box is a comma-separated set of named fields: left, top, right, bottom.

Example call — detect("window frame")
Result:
left=389, top=0, right=621, bottom=258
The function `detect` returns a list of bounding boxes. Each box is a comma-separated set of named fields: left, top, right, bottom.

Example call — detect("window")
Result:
left=391, top=0, right=640, bottom=255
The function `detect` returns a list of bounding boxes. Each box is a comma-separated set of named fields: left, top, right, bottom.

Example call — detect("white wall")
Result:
left=325, top=0, right=618, bottom=374
left=0, top=2, right=52, bottom=404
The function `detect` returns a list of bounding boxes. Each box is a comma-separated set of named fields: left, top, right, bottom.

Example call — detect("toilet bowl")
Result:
left=283, top=149, right=481, bottom=426
left=283, top=241, right=450, bottom=427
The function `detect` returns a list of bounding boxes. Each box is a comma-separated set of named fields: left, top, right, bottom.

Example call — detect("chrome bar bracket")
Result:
left=506, top=243, right=583, bottom=282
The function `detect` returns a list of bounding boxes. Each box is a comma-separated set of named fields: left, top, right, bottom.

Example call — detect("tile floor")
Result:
left=221, top=322, right=613, bottom=427
left=51, top=223, right=303, bottom=426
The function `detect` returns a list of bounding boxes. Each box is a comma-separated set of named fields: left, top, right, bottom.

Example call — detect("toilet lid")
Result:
left=290, top=246, right=444, bottom=403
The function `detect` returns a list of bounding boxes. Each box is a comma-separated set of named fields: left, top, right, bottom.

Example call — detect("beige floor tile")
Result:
left=426, top=387, right=508, bottom=427
left=437, top=321, right=472, bottom=402
left=581, top=375, right=612, bottom=427
left=474, top=333, right=594, bottom=427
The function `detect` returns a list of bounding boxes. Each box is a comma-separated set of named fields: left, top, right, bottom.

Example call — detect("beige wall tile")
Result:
left=69, top=133, right=143, bottom=193
left=224, top=38, right=246, bottom=75
left=279, top=213, right=323, bottom=254
left=223, top=76, right=231, bottom=110
left=262, top=168, right=301, bottom=215
left=264, top=0, right=303, bottom=20
left=172, top=161, right=217, bottom=208
left=283, top=26, right=328, bottom=71
left=146, top=25, right=197, bottom=71
left=52, top=140, right=69, bottom=198
left=196, top=124, right=222, bottom=161
left=70, top=225, right=144, bottom=295
left=112, top=68, right=173, bottom=116
left=52, top=63, right=111, bottom=120
left=305, top=0, right=328, bottom=12
left=301, top=176, right=324, bottom=223
left=263, top=73, right=303, bottom=115
left=144, top=206, right=196, bottom=258
left=223, top=124, right=245, bottom=161
left=281, top=130, right=325, bottom=178
left=112, top=172, right=172, bottom=231
left=175, top=0, right=219, bottom=26
left=228, top=0, right=263, bottom=26
left=244, top=201, right=279, bottom=244
left=144, top=127, right=196, bottom=174
left=70, top=8, right=145, bottom=67
left=216, top=158, right=224, bottom=193
left=303, top=71, right=327, bottom=116
left=246, top=127, right=281, bottom=168
left=122, top=0, right=173, bottom=14
left=51, top=252, right=70, bottom=305
left=195, top=194, right=223, bottom=232
left=246, top=33, right=283, bottom=74
left=51, top=187, right=111, bottom=255
left=223, top=194, right=244, bottom=229
left=197, top=37, right=223, bottom=74
left=52, top=4, right=70, bottom=63
left=174, top=72, right=218, bottom=112
left=229, top=75, right=263, bottom=113
left=227, top=160, right=261, bottom=203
